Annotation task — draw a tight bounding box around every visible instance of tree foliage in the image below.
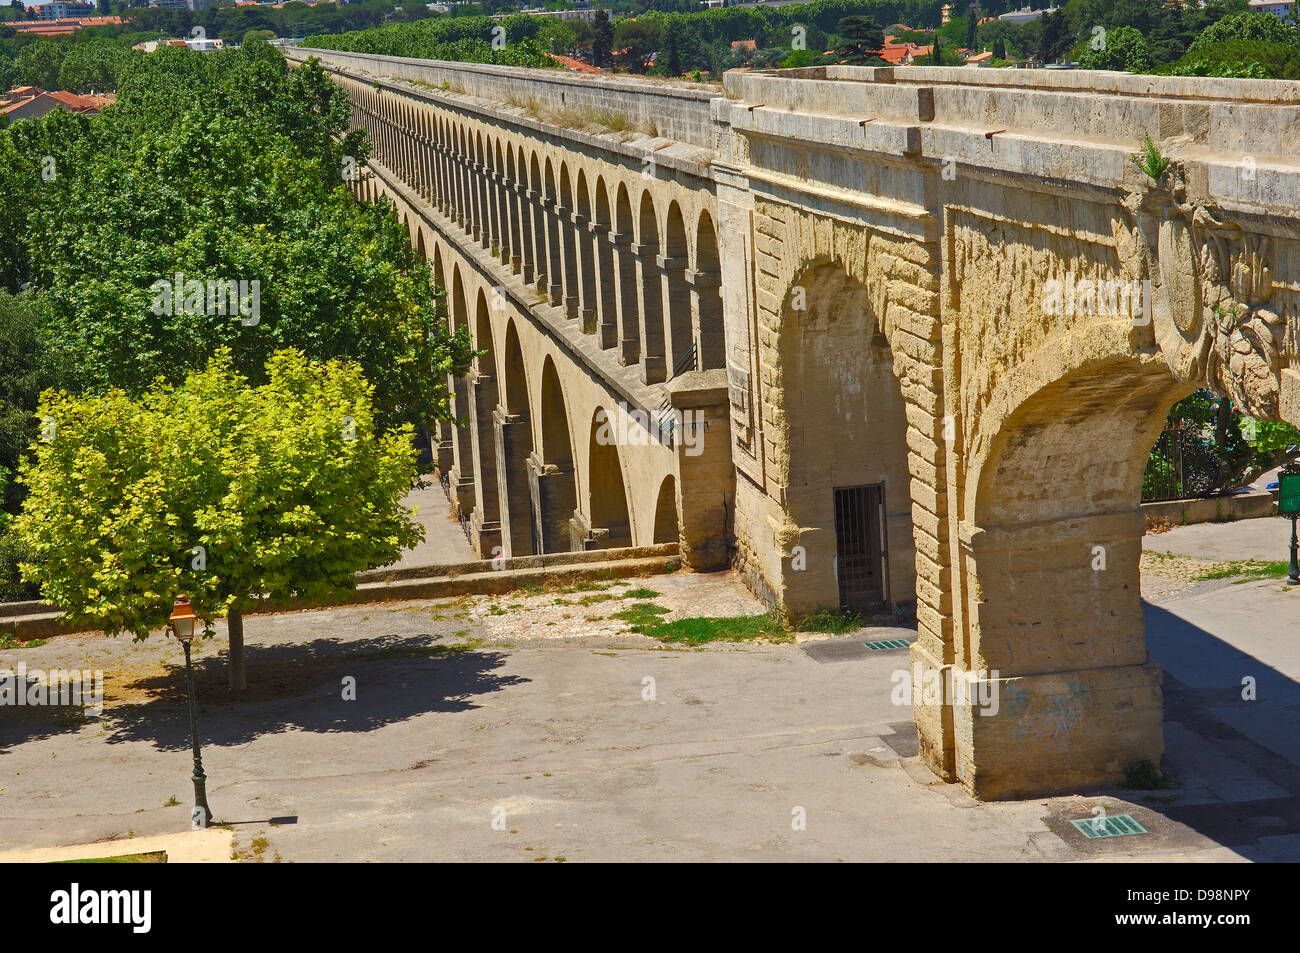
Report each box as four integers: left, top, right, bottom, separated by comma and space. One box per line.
15, 349, 424, 641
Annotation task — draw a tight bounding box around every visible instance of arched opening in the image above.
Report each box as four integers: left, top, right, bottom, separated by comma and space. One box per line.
446, 264, 476, 520
415, 227, 427, 261
575, 170, 598, 333
531, 357, 580, 553
778, 262, 913, 617
613, 183, 639, 366
663, 202, 693, 375
694, 210, 724, 369
652, 475, 679, 545
584, 407, 633, 549
527, 152, 544, 288
543, 159, 563, 306
475, 130, 489, 246
558, 164, 579, 319
635, 192, 666, 383
496, 321, 535, 557
593, 177, 618, 349
954, 351, 1190, 797
494, 140, 509, 263
468, 290, 501, 554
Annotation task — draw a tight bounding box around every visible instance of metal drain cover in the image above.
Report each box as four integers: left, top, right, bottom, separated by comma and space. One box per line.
1070, 814, 1148, 839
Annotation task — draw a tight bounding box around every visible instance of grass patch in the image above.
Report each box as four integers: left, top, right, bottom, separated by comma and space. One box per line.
795, 608, 864, 634
577, 593, 614, 606
591, 109, 630, 132
1123, 759, 1178, 790
0, 633, 45, 649
1194, 560, 1289, 581
56, 851, 166, 863
622, 587, 660, 599
610, 601, 672, 631
612, 602, 791, 645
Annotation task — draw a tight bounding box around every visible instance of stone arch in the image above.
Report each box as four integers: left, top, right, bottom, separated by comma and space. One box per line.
592, 176, 617, 348
947, 334, 1190, 798
574, 169, 597, 332
584, 407, 633, 549
612, 182, 639, 365
636, 190, 666, 383
445, 262, 476, 520
775, 259, 914, 617
496, 320, 535, 557
415, 226, 427, 262
529, 151, 546, 292
431, 242, 446, 295
652, 475, 679, 545
663, 201, 692, 375
558, 162, 579, 318
467, 288, 502, 554
694, 209, 724, 369
532, 356, 580, 554
542, 158, 563, 306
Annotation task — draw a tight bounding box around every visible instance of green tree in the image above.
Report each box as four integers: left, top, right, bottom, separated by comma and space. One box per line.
1189, 10, 1297, 52
836, 14, 883, 64
15, 349, 424, 690
592, 9, 613, 67
1078, 25, 1152, 71
614, 19, 660, 72
1038, 7, 1072, 63
964, 7, 976, 50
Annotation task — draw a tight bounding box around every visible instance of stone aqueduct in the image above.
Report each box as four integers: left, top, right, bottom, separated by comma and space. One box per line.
286, 48, 1300, 799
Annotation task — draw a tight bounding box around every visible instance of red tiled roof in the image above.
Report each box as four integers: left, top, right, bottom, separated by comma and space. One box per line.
548, 53, 603, 74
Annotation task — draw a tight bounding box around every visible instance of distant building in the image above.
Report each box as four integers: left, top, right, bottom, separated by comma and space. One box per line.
37, 2, 94, 19
0, 86, 115, 121
998, 6, 1057, 25
1249, 0, 1295, 22
965, 51, 994, 66
11, 15, 122, 35
148, 0, 214, 10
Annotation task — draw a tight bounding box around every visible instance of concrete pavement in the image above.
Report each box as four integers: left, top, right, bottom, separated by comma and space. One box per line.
3, 551, 1298, 861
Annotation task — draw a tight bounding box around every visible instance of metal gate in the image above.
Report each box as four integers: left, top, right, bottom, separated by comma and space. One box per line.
834, 483, 889, 611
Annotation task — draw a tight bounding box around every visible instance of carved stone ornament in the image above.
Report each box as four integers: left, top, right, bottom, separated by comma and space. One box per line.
1120, 163, 1285, 420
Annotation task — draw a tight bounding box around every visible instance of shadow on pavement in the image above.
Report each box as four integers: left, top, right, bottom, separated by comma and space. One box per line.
1, 631, 527, 753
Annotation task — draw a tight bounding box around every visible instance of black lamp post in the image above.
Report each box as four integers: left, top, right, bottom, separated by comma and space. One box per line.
169, 595, 212, 828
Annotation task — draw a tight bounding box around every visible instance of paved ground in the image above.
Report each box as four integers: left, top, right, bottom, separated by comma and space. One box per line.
1145, 515, 1293, 563
1, 520, 1298, 862
388, 476, 475, 570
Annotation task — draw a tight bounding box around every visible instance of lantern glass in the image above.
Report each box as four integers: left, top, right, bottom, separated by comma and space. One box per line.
169, 597, 197, 643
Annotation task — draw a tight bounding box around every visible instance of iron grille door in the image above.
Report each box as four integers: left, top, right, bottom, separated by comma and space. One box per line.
834, 484, 887, 611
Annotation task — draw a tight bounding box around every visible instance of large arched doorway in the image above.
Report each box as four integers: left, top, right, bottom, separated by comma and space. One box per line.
779, 261, 914, 617
635, 192, 666, 384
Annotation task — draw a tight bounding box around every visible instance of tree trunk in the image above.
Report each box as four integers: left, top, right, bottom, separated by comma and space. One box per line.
228, 605, 246, 692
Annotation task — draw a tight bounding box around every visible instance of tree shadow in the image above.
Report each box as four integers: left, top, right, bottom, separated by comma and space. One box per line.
2, 631, 527, 753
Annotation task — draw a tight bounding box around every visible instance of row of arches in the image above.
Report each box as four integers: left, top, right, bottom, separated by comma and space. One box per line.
419, 222, 681, 559
347, 79, 726, 386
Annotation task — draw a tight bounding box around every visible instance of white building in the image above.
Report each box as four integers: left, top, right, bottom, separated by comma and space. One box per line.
998, 6, 1057, 24
1249, 0, 1295, 23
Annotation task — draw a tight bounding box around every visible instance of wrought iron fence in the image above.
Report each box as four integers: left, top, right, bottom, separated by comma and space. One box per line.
1142, 425, 1230, 503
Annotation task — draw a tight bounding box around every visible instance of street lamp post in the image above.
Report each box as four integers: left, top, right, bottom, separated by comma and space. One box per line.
169, 595, 212, 828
